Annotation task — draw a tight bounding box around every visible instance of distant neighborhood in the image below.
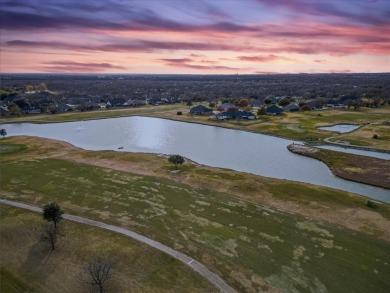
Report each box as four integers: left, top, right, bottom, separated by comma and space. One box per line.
0, 73, 388, 117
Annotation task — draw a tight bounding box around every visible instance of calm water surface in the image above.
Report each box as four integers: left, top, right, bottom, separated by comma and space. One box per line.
318, 124, 359, 133
2, 117, 389, 202
317, 145, 390, 160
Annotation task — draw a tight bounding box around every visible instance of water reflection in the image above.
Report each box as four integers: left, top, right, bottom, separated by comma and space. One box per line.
318, 124, 359, 133
2, 116, 389, 202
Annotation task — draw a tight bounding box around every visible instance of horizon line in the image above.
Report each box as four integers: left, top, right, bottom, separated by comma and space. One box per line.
1, 72, 389, 76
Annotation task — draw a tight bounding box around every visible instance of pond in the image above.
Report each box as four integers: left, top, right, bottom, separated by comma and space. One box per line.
318, 124, 359, 133
2, 117, 389, 203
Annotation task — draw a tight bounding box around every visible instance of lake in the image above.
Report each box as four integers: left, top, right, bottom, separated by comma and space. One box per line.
2, 117, 389, 202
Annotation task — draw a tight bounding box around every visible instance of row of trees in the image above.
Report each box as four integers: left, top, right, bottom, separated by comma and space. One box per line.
2, 73, 389, 107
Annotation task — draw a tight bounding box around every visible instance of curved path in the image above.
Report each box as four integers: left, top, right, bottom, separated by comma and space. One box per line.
0, 199, 236, 293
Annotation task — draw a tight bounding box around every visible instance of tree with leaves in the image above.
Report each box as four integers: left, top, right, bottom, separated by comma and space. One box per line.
43, 202, 64, 228
82, 257, 115, 293
168, 155, 185, 169
301, 105, 311, 113
25, 85, 34, 92
8, 103, 21, 116
36, 83, 48, 91
257, 106, 267, 117
278, 98, 290, 107
0, 129, 6, 138
238, 98, 249, 108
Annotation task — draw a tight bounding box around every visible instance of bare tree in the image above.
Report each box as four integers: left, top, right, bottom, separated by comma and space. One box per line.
82, 257, 115, 293
42, 224, 60, 251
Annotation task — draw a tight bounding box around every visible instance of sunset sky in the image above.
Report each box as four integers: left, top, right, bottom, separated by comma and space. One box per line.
0, 0, 389, 74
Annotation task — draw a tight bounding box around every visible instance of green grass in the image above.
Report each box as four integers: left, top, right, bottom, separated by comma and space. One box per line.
0, 205, 217, 293
1, 157, 389, 292
0, 143, 27, 155
0, 268, 39, 293
0, 104, 185, 124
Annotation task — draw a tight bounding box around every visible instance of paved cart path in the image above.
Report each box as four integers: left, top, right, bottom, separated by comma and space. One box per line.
0, 199, 237, 293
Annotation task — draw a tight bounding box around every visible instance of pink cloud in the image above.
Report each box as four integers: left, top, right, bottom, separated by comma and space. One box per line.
39, 61, 126, 73
238, 54, 294, 62
159, 58, 245, 71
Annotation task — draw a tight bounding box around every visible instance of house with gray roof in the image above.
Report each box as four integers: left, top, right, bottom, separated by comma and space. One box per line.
282, 104, 300, 112
216, 110, 256, 120
217, 103, 237, 112
190, 105, 213, 116
266, 105, 284, 115
250, 100, 263, 108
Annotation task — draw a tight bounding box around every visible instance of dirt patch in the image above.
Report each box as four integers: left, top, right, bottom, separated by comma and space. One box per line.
285, 124, 305, 133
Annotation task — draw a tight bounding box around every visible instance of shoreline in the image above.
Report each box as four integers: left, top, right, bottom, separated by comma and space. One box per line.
1, 134, 389, 204
2, 111, 389, 154
287, 144, 390, 191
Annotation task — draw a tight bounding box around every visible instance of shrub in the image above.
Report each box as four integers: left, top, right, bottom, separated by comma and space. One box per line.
176, 111, 182, 115
365, 199, 377, 208
168, 155, 185, 169
372, 134, 378, 139
239, 99, 249, 107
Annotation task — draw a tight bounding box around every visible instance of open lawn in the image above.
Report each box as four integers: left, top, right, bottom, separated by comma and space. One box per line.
0, 104, 185, 124
1, 137, 390, 292
0, 205, 217, 293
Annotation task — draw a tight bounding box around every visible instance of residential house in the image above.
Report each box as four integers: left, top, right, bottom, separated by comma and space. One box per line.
56, 104, 73, 112
162, 96, 180, 104
282, 104, 300, 112
147, 98, 164, 106
306, 100, 327, 110
190, 105, 213, 116
84, 101, 101, 110
266, 105, 284, 115
21, 106, 42, 114
0, 106, 10, 117
125, 99, 146, 107
250, 100, 263, 108
217, 103, 237, 111
216, 110, 256, 120
264, 97, 277, 105
107, 98, 127, 107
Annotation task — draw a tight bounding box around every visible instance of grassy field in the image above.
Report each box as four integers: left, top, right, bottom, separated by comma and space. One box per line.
0, 104, 185, 124
288, 144, 390, 189
1, 104, 389, 150
1, 138, 390, 292
0, 205, 217, 293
